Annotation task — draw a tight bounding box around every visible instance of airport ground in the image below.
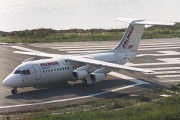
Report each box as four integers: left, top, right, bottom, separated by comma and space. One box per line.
0, 38, 180, 118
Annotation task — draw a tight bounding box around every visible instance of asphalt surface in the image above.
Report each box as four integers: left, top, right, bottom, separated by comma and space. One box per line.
0, 38, 180, 113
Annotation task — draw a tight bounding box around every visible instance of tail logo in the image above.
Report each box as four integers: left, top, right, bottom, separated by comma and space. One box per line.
122, 25, 134, 49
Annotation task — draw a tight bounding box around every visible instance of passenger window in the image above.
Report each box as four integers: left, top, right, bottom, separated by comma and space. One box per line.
57, 68, 59, 71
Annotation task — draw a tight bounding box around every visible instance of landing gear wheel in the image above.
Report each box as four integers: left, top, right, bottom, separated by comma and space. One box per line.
11, 89, 17, 95
82, 79, 92, 87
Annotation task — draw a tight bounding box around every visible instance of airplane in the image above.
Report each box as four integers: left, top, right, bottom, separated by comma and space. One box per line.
2, 18, 174, 94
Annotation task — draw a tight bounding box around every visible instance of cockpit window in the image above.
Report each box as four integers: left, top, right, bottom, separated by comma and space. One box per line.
14, 70, 22, 74
21, 70, 30, 75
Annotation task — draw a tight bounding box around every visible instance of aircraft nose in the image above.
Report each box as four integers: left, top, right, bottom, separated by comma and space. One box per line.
2, 74, 14, 87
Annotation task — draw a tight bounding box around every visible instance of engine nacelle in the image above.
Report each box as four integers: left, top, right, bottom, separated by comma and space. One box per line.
90, 73, 106, 83
72, 70, 88, 81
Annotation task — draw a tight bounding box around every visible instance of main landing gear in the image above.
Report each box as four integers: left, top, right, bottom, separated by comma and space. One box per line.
11, 88, 17, 95
82, 79, 92, 87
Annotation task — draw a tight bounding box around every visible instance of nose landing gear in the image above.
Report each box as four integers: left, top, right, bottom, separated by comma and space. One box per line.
11, 88, 17, 95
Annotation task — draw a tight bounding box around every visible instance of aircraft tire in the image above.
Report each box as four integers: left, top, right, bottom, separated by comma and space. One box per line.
82, 79, 92, 87
11, 89, 17, 95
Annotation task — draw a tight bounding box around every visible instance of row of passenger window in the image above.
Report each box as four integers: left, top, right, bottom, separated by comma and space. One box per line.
72, 65, 82, 69
42, 65, 83, 73
43, 67, 70, 73
106, 60, 116, 63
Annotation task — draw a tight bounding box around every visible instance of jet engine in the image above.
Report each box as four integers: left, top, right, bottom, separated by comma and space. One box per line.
72, 70, 88, 81
90, 73, 106, 83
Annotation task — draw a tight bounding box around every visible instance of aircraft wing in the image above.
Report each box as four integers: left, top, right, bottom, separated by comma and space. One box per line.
68, 56, 154, 74
14, 51, 153, 73
14, 51, 62, 58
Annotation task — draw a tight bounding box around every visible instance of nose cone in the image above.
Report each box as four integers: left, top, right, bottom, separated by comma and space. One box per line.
2, 74, 15, 87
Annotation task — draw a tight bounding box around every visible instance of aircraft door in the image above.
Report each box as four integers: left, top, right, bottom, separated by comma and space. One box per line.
33, 65, 41, 80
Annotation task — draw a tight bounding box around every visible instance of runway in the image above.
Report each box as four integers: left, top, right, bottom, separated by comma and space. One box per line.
0, 38, 180, 113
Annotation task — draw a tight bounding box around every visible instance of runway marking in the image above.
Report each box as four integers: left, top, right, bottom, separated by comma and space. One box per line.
127, 58, 180, 67
139, 41, 180, 46
147, 71, 180, 75
138, 46, 180, 51
109, 72, 149, 84
139, 43, 180, 47
147, 67, 180, 71
10, 46, 45, 53
160, 80, 180, 83
157, 74, 180, 78
0, 72, 148, 109
137, 51, 180, 57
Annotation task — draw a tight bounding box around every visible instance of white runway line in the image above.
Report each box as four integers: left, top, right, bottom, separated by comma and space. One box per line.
139, 44, 180, 48
138, 46, 180, 51
139, 41, 180, 46
160, 80, 180, 83
127, 58, 180, 67
0, 72, 148, 109
146, 71, 180, 75
109, 72, 149, 84
146, 67, 180, 71
157, 74, 180, 78
126, 62, 180, 67
10, 46, 45, 53
137, 51, 180, 57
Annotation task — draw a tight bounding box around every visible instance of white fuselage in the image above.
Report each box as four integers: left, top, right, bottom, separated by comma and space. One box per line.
3, 51, 136, 88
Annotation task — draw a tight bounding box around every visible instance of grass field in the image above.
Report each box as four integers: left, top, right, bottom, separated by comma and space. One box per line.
0, 22, 179, 43
2, 87, 180, 120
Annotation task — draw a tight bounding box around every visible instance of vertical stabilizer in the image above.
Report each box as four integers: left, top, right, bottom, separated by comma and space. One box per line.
113, 18, 174, 53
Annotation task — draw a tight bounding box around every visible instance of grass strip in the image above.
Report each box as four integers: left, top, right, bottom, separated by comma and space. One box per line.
0, 22, 179, 43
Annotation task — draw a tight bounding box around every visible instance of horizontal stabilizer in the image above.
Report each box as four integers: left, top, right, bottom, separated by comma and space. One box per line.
115, 18, 174, 26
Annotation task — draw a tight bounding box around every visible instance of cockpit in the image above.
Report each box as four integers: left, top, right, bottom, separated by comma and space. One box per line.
14, 70, 31, 75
